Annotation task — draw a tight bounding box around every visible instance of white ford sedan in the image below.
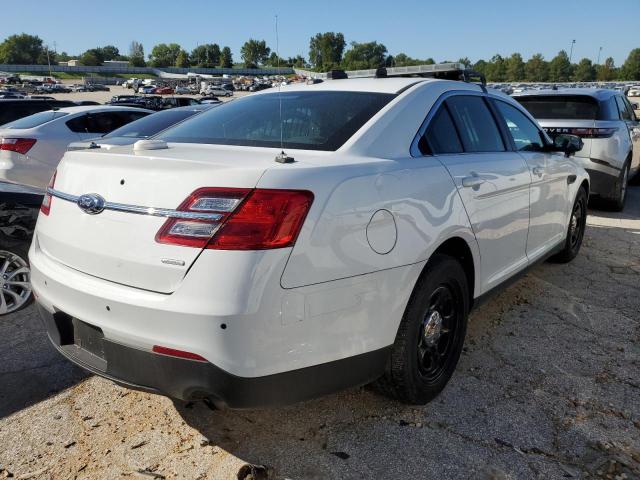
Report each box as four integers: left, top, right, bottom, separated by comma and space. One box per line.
29, 74, 589, 408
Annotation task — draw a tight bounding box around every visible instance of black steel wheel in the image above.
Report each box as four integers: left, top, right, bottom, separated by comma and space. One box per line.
551, 186, 588, 264
373, 254, 469, 404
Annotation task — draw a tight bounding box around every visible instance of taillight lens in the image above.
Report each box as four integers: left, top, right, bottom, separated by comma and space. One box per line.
0, 138, 37, 155
156, 188, 314, 250
545, 127, 617, 139
40, 170, 57, 216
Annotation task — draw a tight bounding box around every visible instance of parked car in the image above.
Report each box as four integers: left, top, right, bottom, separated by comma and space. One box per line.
138, 85, 158, 95
199, 96, 222, 104
514, 89, 640, 210
87, 84, 110, 92
174, 86, 192, 95
0, 99, 76, 126
200, 86, 232, 97
160, 97, 201, 109
0, 105, 152, 190
67, 104, 215, 151
30, 74, 589, 407
69, 84, 89, 92
154, 87, 174, 95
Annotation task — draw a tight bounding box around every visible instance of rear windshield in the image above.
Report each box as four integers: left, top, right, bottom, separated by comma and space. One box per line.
104, 108, 201, 139
157, 91, 395, 151
1, 110, 68, 129
516, 95, 599, 120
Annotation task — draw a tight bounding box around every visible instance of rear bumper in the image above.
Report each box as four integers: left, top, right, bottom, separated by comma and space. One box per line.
571, 157, 620, 198
37, 304, 390, 408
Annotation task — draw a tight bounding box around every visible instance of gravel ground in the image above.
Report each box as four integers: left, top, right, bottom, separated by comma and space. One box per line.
0, 186, 638, 480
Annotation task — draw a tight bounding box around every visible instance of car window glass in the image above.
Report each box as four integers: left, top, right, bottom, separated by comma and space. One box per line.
621, 96, 637, 121
65, 114, 90, 133
615, 96, 631, 121
1, 110, 68, 129
104, 109, 196, 138
446, 96, 505, 152
423, 106, 463, 154
494, 101, 544, 152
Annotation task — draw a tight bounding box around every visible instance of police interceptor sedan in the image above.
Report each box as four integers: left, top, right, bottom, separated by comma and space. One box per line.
29, 67, 589, 408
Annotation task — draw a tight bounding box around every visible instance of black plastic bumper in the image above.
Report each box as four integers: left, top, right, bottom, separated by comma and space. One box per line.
37, 304, 391, 408
584, 167, 618, 199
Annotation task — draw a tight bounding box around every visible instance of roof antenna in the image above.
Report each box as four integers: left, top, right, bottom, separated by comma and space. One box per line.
274, 14, 294, 164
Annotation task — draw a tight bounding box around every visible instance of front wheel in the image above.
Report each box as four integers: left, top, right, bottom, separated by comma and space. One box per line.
550, 187, 587, 263
373, 254, 469, 404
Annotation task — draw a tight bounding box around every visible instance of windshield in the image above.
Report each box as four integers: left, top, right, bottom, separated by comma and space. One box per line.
158, 91, 395, 151
103, 108, 202, 139
1, 110, 68, 129
516, 95, 599, 120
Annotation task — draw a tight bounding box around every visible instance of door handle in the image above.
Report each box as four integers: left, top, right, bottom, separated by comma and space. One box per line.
532, 166, 544, 177
461, 176, 486, 188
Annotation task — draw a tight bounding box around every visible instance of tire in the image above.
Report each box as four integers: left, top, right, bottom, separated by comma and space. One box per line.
0, 244, 32, 315
373, 254, 469, 404
550, 187, 588, 264
610, 161, 630, 212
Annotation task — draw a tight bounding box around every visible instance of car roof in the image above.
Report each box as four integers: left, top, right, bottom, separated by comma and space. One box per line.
512, 88, 619, 100
261, 77, 439, 95
55, 105, 154, 114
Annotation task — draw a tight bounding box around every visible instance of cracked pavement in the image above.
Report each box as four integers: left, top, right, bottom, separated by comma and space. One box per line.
0, 186, 638, 480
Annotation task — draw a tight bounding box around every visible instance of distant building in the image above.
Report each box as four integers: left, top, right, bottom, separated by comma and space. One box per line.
59, 59, 80, 67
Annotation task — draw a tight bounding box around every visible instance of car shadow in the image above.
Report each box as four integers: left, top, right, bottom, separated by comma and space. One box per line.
0, 303, 88, 418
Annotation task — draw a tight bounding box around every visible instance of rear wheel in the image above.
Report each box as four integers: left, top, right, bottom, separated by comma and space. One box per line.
0, 249, 32, 315
610, 162, 629, 212
551, 187, 587, 263
373, 254, 469, 404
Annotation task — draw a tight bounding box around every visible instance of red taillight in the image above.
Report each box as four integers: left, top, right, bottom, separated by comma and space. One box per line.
156, 187, 314, 250
0, 138, 37, 155
546, 127, 617, 139
40, 170, 57, 216
152, 345, 208, 362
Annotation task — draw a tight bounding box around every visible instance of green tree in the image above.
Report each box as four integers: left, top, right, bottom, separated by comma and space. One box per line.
190, 44, 221, 67
506, 53, 525, 81
389, 53, 434, 67
620, 48, 640, 81
525, 53, 548, 82
287, 55, 306, 68
175, 49, 190, 68
0, 33, 45, 64
240, 39, 270, 67
220, 46, 233, 68
342, 41, 388, 70
79, 48, 104, 66
486, 54, 506, 82
308, 32, 346, 71
548, 50, 572, 82
99, 45, 120, 61
129, 41, 146, 67
596, 57, 616, 81
458, 57, 471, 68
473, 59, 488, 78
573, 58, 595, 82
149, 43, 182, 67
265, 52, 286, 67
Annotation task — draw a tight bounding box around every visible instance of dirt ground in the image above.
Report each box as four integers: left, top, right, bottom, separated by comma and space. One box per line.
0, 187, 638, 480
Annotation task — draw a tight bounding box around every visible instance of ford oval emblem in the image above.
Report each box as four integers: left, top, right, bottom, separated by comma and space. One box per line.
77, 193, 105, 215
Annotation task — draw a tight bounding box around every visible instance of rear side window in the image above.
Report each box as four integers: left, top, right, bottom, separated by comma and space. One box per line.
516, 95, 599, 120
1, 110, 68, 129
423, 106, 463, 154
494, 101, 545, 152
446, 96, 505, 152
158, 91, 395, 151
615, 96, 632, 121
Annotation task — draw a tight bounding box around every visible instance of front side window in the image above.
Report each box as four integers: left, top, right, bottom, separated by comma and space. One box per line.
423, 106, 463, 154
158, 91, 395, 151
494, 101, 545, 152
446, 96, 505, 153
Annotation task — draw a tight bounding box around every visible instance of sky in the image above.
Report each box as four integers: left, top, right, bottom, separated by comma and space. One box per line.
3, 0, 638, 65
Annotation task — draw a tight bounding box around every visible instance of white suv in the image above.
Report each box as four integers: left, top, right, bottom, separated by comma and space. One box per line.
30, 73, 589, 408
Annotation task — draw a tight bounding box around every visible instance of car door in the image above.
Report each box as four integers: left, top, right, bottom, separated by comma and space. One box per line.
424, 93, 531, 293
619, 96, 640, 174
491, 99, 570, 260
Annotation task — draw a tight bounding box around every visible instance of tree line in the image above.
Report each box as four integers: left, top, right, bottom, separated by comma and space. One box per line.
1, 32, 639, 81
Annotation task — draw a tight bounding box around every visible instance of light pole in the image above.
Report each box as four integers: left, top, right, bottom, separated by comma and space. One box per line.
569, 39, 576, 63
596, 46, 603, 65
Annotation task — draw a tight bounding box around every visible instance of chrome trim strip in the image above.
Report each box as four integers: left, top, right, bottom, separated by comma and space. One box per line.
47, 188, 223, 221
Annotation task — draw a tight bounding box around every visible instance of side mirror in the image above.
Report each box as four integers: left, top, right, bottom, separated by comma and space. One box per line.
553, 134, 583, 157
